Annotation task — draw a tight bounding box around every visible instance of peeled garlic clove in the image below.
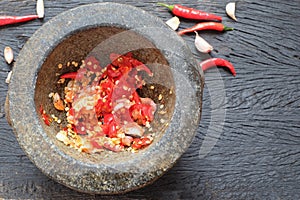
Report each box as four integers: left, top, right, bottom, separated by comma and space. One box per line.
4, 46, 14, 64
226, 2, 237, 21
56, 131, 71, 145
5, 71, 12, 84
194, 31, 213, 53
36, 0, 45, 19
166, 16, 180, 31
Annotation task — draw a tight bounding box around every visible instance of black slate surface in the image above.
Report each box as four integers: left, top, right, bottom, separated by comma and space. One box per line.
0, 0, 299, 199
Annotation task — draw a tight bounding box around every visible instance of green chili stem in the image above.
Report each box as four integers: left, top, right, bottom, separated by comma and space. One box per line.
224, 26, 234, 31
157, 2, 174, 11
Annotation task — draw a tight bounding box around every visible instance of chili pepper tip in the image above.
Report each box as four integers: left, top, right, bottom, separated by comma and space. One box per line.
157, 2, 174, 11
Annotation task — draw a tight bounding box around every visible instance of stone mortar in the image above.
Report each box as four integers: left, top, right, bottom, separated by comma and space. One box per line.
6, 2, 204, 194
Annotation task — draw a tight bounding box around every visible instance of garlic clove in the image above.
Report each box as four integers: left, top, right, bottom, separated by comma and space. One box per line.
194, 31, 213, 53
5, 71, 12, 84
165, 16, 180, 31
226, 2, 237, 21
4, 46, 14, 64
36, 0, 45, 19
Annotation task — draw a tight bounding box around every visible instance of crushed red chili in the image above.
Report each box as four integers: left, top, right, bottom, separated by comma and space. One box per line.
54, 53, 156, 153
40, 105, 51, 126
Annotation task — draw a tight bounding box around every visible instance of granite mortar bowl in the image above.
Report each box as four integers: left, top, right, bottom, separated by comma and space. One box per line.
5, 3, 204, 194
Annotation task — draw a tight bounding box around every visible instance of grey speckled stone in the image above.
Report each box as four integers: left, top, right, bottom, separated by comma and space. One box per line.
6, 2, 204, 194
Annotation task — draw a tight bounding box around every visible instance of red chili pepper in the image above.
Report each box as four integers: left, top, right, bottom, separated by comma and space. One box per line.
103, 113, 114, 124
95, 79, 114, 116
106, 64, 122, 78
178, 22, 233, 35
102, 114, 118, 138
0, 15, 39, 26
121, 136, 133, 146
158, 3, 222, 22
134, 63, 153, 77
131, 136, 153, 150
60, 72, 79, 79
131, 142, 142, 150
90, 139, 103, 149
200, 58, 236, 76
73, 123, 88, 135
68, 108, 75, 116
130, 103, 154, 126
95, 97, 113, 117
132, 91, 141, 104
103, 142, 124, 152
109, 53, 153, 77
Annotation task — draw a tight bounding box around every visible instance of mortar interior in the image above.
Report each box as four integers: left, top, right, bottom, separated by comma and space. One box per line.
34, 26, 176, 164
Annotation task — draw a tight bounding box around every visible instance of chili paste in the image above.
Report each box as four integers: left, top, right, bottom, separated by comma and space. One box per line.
55, 53, 156, 153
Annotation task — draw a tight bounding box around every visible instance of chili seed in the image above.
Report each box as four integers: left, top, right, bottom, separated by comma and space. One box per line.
159, 110, 167, 115
131, 149, 138, 153
150, 85, 155, 90
123, 85, 129, 91
145, 121, 150, 128
57, 78, 65, 84
158, 94, 163, 101
48, 92, 54, 98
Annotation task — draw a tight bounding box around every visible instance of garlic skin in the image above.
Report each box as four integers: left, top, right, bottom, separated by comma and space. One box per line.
4, 46, 14, 64
226, 2, 237, 21
166, 16, 180, 31
36, 0, 45, 19
194, 31, 213, 53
